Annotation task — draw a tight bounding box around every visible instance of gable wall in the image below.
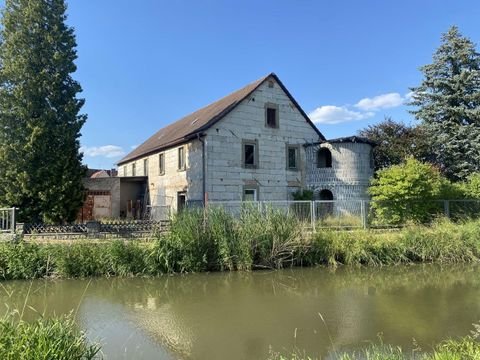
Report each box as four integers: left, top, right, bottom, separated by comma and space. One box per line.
204, 79, 321, 201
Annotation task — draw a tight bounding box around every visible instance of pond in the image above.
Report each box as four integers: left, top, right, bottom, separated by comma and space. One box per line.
1, 264, 479, 359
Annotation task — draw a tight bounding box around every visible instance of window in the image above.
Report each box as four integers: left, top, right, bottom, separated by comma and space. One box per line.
159, 153, 165, 175
143, 158, 149, 176
123, 166, 126, 177
132, 163, 136, 176
178, 146, 185, 170
287, 145, 299, 170
317, 148, 332, 168
265, 103, 279, 128
242, 140, 258, 168
243, 188, 257, 201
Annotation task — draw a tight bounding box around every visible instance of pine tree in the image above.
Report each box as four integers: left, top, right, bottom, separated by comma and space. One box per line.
409, 26, 480, 181
0, 0, 86, 223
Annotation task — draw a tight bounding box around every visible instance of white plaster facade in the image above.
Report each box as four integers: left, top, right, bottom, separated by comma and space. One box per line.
118, 75, 374, 210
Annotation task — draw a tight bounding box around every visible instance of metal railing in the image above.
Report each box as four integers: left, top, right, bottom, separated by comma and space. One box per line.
0, 208, 16, 233
207, 200, 480, 229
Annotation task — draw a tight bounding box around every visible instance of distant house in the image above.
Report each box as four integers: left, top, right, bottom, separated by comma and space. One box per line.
118, 73, 374, 211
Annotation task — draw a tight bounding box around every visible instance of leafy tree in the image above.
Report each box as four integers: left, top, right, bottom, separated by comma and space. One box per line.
358, 117, 432, 169
409, 26, 480, 181
368, 157, 444, 224
461, 173, 480, 199
0, 0, 86, 223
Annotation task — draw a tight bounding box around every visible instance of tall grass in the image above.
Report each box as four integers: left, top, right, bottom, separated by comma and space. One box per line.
268, 336, 480, 359
310, 219, 480, 267
149, 205, 306, 273
1, 209, 480, 280
0, 313, 100, 359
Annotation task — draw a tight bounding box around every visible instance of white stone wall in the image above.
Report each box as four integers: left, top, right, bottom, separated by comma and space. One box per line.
305, 142, 374, 199
203, 79, 320, 201
118, 140, 204, 210
118, 78, 375, 209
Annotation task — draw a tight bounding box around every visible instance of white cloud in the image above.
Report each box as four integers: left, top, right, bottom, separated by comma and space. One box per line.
355, 92, 404, 111
130, 144, 138, 150
81, 145, 126, 158
308, 105, 374, 125
404, 91, 415, 101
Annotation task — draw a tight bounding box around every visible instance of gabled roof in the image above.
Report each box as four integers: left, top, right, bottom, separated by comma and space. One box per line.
118, 73, 325, 165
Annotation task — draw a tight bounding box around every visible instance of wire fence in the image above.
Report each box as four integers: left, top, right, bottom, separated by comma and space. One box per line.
145, 205, 171, 221
205, 199, 480, 229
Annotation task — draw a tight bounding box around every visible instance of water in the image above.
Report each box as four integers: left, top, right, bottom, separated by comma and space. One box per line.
1, 264, 479, 359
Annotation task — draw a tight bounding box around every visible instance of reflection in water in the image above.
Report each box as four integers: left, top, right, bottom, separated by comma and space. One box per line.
1, 264, 479, 360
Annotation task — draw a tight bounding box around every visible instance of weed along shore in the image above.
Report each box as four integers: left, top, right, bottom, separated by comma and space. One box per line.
2, 208, 480, 280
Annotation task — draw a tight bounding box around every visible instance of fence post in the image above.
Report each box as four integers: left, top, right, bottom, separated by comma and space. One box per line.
361, 200, 368, 229
11, 207, 16, 233
311, 201, 315, 231
444, 200, 450, 219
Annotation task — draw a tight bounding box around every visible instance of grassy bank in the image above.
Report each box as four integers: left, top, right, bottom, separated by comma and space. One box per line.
1, 207, 480, 279
269, 336, 480, 359
0, 314, 99, 359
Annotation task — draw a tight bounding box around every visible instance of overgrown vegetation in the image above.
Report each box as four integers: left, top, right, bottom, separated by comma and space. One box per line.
368, 157, 480, 225
1, 208, 480, 280
0, 313, 99, 360
268, 336, 480, 360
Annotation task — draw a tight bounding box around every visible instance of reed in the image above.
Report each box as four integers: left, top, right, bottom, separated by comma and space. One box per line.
0, 313, 100, 360
0, 210, 480, 280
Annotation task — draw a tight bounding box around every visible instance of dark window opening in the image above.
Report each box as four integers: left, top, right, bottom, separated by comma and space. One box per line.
266, 107, 277, 128
243, 188, 257, 201
132, 163, 136, 176
244, 144, 256, 167
178, 147, 185, 170
317, 148, 332, 168
144, 159, 149, 176
159, 153, 165, 175
288, 147, 298, 169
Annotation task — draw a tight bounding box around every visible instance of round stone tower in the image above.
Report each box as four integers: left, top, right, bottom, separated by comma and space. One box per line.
304, 136, 374, 200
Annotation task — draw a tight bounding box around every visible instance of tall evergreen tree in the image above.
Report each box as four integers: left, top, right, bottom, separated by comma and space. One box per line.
409, 26, 480, 181
0, 0, 86, 223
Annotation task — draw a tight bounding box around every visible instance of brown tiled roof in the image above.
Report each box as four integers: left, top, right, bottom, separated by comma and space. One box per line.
118, 73, 324, 165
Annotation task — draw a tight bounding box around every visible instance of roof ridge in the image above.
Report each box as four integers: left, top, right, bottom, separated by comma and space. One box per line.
118, 72, 323, 165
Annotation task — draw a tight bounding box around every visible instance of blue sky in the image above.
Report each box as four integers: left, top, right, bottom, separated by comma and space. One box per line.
30, 1, 480, 168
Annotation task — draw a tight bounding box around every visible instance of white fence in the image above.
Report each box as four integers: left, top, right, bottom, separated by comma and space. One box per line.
206, 200, 480, 229
0, 208, 16, 233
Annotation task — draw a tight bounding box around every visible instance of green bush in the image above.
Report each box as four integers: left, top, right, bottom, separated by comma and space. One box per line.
369, 157, 446, 225
0, 314, 99, 360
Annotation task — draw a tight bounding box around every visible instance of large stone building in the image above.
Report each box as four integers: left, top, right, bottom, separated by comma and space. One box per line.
117, 73, 374, 211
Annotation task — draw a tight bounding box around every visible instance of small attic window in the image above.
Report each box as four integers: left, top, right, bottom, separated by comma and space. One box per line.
268, 80, 274, 88
265, 103, 279, 129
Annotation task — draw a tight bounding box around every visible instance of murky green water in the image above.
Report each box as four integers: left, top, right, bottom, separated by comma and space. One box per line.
1, 264, 479, 359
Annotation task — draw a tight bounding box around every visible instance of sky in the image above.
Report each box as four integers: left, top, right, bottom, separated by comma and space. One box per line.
22, 1, 480, 168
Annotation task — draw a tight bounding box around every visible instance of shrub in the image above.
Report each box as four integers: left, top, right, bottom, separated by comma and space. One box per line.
369, 157, 445, 224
